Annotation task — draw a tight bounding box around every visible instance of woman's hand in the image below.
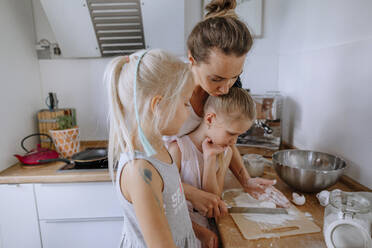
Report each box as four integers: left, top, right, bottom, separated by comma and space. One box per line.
189, 186, 228, 218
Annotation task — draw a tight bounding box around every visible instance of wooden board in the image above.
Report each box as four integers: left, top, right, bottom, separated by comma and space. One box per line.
230, 211, 320, 240
222, 189, 321, 240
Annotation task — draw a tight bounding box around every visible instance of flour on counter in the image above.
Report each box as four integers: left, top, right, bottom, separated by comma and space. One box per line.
223, 189, 300, 228
223, 189, 277, 209
242, 208, 299, 228
233, 193, 275, 208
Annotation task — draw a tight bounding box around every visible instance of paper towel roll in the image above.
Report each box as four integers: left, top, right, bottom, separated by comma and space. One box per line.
324, 218, 372, 248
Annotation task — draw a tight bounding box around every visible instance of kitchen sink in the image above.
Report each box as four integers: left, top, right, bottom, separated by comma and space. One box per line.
237, 120, 281, 150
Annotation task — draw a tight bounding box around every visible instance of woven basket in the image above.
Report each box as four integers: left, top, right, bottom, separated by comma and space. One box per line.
37, 108, 76, 148
49, 127, 80, 158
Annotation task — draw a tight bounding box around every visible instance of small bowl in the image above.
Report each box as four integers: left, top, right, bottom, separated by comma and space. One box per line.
272, 150, 347, 193
242, 154, 266, 177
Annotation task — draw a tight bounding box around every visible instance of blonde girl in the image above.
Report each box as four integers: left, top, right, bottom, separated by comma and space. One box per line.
105, 49, 199, 248
169, 88, 254, 247
169, 88, 290, 247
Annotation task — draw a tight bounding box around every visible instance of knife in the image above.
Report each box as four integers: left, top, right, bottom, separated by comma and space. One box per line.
228, 207, 288, 214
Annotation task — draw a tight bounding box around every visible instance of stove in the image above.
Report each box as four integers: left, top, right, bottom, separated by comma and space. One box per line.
57, 160, 108, 172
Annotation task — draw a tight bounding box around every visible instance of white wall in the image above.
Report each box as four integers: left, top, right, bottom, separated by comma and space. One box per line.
32, 0, 111, 140
241, 0, 282, 93
0, 0, 43, 171
278, 0, 372, 188
185, 0, 202, 44
38, 59, 111, 140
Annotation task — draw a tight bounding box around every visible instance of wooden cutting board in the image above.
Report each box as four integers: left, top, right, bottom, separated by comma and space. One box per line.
223, 189, 321, 240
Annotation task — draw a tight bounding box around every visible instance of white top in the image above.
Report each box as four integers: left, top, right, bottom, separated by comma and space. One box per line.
176, 135, 225, 229
163, 104, 203, 148
178, 104, 203, 137
176, 135, 210, 228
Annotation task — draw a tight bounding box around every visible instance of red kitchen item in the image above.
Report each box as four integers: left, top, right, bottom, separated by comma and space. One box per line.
14, 133, 59, 165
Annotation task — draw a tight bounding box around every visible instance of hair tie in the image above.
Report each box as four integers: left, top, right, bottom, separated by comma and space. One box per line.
133, 50, 157, 157
204, 9, 238, 20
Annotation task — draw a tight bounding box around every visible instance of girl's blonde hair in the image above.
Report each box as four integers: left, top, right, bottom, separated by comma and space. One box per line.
105, 49, 191, 179
204, 87, 256, 122
205, 87, 256, 171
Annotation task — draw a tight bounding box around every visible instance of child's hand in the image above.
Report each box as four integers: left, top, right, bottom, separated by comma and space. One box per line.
244, 178, 290, 208
250, 185, 291, 208
202, 138, 226, 159
197, 226, 219, 248
244, 177, 275, 194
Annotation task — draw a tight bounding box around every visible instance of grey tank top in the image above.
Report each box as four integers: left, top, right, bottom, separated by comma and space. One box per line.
115, 151, 200, 248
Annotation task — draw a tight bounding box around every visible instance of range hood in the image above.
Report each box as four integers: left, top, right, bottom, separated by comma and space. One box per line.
39, 0, 187, 58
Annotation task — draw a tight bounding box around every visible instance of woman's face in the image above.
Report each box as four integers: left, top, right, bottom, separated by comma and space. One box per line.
190, 49, 246, 96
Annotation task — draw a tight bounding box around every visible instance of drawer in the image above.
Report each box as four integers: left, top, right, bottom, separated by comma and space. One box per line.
35, 182, 123, 220
40, 217, 123, 248
0, 184, 42, 248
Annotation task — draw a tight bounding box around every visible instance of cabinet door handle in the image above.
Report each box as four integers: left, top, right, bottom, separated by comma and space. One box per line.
42, 216, 123, 223
5, 184, 20, 188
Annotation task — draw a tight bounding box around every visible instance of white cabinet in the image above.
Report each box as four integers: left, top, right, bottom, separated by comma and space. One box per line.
39, 217, 123, 248
34, 182, 123, 219
39, 0, 100, 58
35, 182, 124, 248
36, 0, 195, 57
0, 182, 124, 248
0, 184, 42, 248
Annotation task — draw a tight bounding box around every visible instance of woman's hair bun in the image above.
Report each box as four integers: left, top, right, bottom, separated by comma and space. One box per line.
205, 0, 237, 18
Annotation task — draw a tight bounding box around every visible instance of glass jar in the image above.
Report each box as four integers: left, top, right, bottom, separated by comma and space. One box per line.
323, 190, 372, 248
242, 154, 265, 177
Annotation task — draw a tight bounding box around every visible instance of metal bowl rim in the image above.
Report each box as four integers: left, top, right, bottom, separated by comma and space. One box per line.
272, 149, 348, 174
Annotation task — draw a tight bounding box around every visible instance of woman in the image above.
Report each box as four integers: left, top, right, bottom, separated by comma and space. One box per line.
178, 0, 276, 219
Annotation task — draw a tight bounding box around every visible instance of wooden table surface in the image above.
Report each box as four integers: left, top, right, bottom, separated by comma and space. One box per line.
217, 165, 371, 248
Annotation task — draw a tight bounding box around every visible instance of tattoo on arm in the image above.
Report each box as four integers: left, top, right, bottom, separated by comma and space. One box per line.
143, 168, 152, 182
139, 167, 162, 210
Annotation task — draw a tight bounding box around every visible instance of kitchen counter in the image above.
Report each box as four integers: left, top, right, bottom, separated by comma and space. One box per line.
0, 161, 111, 184
0, 141, 111, 184
218, 163, 371, 248
1, 141, 371, 247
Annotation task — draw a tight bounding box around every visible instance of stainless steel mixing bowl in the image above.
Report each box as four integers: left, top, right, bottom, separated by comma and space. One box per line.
272, 150, 347, 193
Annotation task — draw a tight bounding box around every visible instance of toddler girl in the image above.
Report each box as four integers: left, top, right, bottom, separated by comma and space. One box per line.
169, 88, 289, 247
